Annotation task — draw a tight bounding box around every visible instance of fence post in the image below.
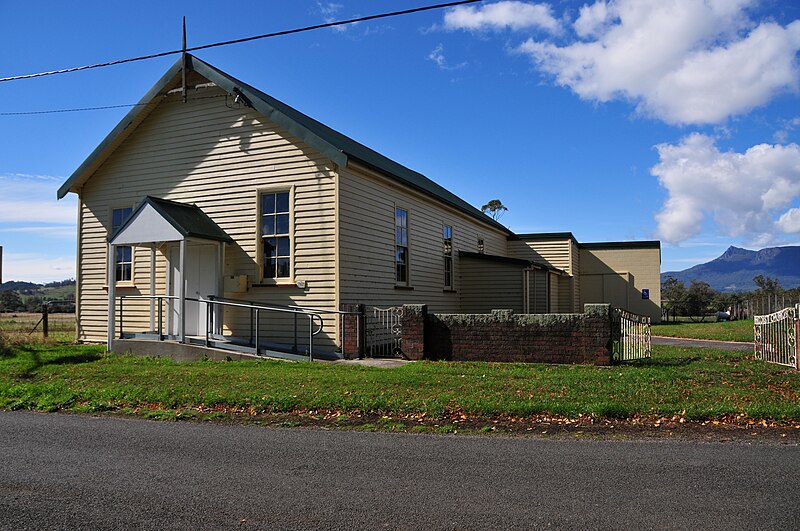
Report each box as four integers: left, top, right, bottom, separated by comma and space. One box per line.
42, 303, 49, 338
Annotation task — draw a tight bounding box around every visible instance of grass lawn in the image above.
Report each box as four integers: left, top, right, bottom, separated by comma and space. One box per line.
1, 338, 798, 425
652, 319, 754, 343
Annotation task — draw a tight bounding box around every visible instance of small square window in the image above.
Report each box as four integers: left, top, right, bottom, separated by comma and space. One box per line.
111, 207, 133, 283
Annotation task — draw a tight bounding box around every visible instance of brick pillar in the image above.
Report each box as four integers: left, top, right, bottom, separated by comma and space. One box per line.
339, 303, 364, 359
583, 304, 612, 366
401, 304, 427, 360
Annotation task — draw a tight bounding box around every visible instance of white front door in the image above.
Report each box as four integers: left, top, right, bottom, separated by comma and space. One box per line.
168, 244, 218, 337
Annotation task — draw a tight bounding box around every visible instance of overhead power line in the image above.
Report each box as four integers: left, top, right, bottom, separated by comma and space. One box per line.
0, 0, 481, 83
0, 93, 225, 116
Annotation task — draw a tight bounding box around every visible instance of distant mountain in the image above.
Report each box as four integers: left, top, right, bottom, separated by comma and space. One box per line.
662, 246, 800, 292
1, 279, 75, 299
0, 281, 40, 293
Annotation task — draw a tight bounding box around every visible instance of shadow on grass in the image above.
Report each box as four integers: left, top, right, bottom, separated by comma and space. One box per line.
616, 356, 702, 368
16, 346, 102, 380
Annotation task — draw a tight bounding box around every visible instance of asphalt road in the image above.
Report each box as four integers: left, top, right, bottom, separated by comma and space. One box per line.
1, 412, 798, 530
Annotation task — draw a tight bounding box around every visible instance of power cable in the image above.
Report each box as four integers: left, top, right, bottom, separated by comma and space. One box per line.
0, 93, 226, 116
0, 0, 481, 83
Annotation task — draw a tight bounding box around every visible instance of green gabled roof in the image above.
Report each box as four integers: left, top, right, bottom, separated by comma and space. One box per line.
109, 196, 233, 244
59, 54, 511, 236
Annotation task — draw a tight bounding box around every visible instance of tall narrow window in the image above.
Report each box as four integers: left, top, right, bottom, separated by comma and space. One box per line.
477, 237, 485, 254
443, 225, 453, 289
395, 207, 409, 284
111, 207, 133, 282
261, 191, 291, 279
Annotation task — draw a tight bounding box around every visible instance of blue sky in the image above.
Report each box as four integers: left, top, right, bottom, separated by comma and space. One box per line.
1, 0, 799, 283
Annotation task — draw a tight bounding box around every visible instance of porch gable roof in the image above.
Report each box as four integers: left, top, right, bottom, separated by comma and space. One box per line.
109, 196, 232, 245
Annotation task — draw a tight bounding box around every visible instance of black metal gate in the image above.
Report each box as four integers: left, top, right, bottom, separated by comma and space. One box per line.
364, 306, 402, 357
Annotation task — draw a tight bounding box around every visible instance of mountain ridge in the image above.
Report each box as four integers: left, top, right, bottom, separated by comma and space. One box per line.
662, 245, 800, 292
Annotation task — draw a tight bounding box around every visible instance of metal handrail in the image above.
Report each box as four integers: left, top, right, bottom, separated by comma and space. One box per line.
117, 294, 325, 360
208, 294, 358, 316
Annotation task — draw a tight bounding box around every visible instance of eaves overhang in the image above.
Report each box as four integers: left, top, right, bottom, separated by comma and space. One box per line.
57, 54, 514, 238
57, 58, 185, 199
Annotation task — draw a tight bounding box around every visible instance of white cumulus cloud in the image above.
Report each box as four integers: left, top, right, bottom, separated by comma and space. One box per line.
516, 0, 800, 124
777, 208, 800, 233
444, 1, 561, 34
652, 134, 800, 244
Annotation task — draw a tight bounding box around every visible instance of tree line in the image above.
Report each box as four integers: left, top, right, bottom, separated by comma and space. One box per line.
661, 274, 800, 322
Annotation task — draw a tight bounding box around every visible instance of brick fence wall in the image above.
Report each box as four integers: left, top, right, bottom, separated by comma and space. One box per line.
400, 304, 612, 365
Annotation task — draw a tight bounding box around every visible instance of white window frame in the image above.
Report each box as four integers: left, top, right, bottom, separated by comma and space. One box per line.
109, 205, 135, 285
443, 224, 453, 289
395, 206, 410, 286
257, 186, 294, 283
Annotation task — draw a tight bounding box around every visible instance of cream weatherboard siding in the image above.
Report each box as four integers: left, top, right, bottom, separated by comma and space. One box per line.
77, 86, 340, 349
459, 257, 524, 313
570, 239, 581, 312
508, 238, 573, 272
579, 246, 662, 322
528, 269, 549, 314
508, 237, 577, 312
337, 164, 510, 312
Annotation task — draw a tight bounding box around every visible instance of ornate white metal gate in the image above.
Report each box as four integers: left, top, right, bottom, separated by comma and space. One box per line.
365, 306, 402, 358
754, 305, 798, 369
611, 308, 652, 362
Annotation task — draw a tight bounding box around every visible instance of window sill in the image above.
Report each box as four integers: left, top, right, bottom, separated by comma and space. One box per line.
442, 288, 457, 293
252, 282, 302, 288
394, 285, 414, 291
103, 284, 138, 290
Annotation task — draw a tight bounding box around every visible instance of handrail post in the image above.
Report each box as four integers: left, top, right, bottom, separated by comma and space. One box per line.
158, 296, 163, 341
250, 307, 254, 346
309, 315, 314, 362
293, 312, 298, 353
255, 308, 260, 356
119, 296, 124, 339
205, 300, 210, 347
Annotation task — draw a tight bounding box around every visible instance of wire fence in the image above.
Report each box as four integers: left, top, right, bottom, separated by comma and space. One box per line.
0, 311, 76, 338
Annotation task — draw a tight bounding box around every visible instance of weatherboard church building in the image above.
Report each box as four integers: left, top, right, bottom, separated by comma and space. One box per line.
58, 54, 660, 357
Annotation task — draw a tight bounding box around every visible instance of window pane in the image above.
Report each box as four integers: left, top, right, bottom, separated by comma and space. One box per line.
276, 192, 289, 213
276, 258, 290, 278
396, 263, 406, 283
396, 247, 406, 264
443, 225, 451, 239
277, 236, 290, 256
262, 216, 275, 236
115, 263, 131, 282
395, 228, 407, 246
262, 193, 276, 215
264, 237, 277, 258
276, 214, 289, 235
263, 258, 276, 278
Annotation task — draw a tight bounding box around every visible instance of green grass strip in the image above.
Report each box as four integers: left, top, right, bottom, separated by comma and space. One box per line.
1, 340, 798, 422
652, 319, 754, 343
